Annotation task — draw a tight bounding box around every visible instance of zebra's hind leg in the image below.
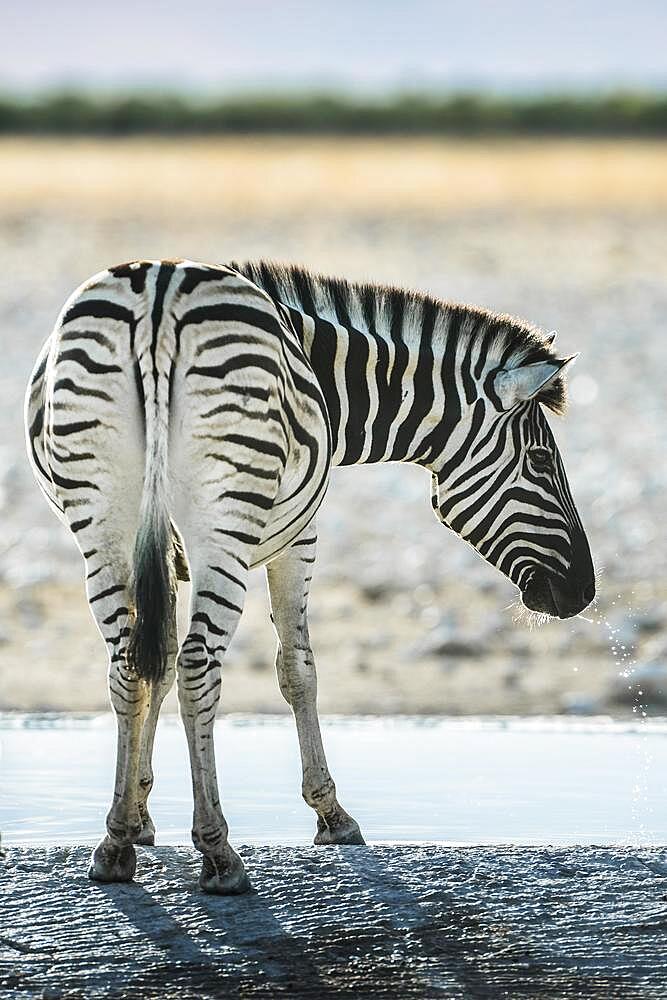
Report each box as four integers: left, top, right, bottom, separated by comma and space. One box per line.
176, 556, 251, 894
134, 611, 177, 846
266, 523, 365, 847
84, 559, 151, 883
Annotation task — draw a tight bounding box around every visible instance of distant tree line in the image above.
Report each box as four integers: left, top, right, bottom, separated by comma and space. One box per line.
1, 91, 667, 135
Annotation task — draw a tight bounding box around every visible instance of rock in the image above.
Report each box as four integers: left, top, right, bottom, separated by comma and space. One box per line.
359, 580, 392, 603
5, 843, 667, 996
639, 634, 667, 663
507, 636, 530, 658
635, 602, 667, 635
560, 692, 602, 715
414, 622, 487, 659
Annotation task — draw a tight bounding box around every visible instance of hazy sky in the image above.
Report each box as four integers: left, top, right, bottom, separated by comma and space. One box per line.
3, 0, 667, 92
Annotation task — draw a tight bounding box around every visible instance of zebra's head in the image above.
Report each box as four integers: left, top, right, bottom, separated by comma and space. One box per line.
435, 341, 595, 620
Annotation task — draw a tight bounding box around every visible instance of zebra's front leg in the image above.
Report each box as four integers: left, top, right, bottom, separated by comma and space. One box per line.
266, 524, 365, 846
87, 579, 151, 883
178, 562, 250, 894
134, 613, 177, 845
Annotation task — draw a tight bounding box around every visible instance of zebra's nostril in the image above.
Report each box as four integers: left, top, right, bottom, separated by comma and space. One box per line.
582, 583, 595, 603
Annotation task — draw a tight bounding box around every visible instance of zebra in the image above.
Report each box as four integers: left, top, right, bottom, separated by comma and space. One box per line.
25, 258, 595, 894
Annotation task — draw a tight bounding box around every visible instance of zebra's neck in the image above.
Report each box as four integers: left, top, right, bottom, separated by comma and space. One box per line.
233, 260, 550, 469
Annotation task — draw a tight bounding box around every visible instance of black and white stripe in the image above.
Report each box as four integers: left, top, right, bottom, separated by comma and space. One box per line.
235, 260, 594, 617
25, 257, 594, 893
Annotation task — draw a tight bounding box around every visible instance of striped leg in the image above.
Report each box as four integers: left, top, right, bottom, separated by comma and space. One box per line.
177, 554, 250, 894
86, 558, 150, 883
134, 611, 178, 846
266, 523, 365, 846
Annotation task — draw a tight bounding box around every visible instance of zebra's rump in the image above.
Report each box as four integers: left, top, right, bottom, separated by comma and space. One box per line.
25, 259, 332, 572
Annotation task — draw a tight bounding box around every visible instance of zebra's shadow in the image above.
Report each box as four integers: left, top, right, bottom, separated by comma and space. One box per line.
89, 843, 514, 999
90, 845, 332, 999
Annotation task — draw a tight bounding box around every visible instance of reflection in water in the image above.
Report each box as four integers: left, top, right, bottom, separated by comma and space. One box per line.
1, 715, 666, 846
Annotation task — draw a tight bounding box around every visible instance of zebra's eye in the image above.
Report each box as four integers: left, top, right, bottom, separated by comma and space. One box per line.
528, 447, 552, 472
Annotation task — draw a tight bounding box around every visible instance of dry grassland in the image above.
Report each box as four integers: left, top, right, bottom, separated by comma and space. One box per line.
1, 137, 667, 219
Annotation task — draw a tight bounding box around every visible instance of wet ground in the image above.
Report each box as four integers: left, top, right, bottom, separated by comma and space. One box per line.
2, 844, 667, 999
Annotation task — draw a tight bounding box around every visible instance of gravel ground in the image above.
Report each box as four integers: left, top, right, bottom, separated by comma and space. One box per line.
1, 844, 667, 999
1, 138, 666, 715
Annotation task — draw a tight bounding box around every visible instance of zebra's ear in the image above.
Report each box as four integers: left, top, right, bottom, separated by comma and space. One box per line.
545, 331, 557, 346
494, 355, 577, 409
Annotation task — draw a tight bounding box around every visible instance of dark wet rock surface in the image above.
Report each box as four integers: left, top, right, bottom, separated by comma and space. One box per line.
1, 845, 667, 998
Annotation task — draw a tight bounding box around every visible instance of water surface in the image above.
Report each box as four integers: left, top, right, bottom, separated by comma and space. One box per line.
1, 714, 665, 846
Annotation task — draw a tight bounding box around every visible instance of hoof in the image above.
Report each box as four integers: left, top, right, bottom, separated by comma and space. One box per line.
199, 847, 251, 895
314, 814, 366, 846
88, 839, 136, 883
134, 817, 156, 846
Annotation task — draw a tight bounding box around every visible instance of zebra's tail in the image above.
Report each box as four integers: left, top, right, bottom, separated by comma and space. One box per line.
126, 373, 175, 685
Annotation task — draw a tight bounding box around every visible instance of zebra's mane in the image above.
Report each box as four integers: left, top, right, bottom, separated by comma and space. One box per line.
232, 259, 568, 414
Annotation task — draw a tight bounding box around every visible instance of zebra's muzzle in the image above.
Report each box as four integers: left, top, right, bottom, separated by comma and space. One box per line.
522, 571, 594, 620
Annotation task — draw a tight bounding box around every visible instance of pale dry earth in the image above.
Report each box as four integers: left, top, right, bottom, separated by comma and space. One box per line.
1, 138, 666, 715
1, 844, 667, 999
